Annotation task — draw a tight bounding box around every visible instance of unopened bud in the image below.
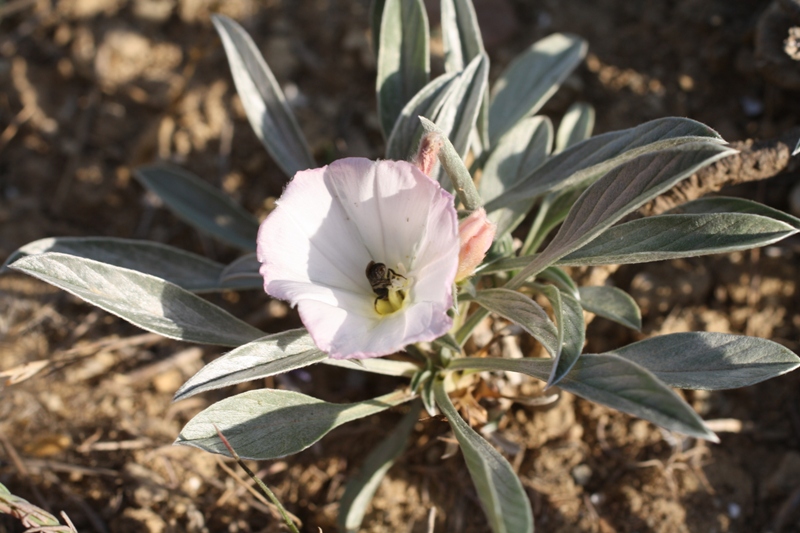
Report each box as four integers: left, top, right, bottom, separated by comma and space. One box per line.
413, 132, 442, 177
455, 208, 496, 282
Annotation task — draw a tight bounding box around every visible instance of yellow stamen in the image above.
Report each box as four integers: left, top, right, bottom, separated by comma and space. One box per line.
375, 288, 407, 316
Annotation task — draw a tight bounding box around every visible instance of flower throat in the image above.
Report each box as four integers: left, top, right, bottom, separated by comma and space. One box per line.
365, 261, 408, 315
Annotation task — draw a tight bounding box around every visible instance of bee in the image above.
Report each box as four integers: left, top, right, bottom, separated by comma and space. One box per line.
365, 261, 406, 305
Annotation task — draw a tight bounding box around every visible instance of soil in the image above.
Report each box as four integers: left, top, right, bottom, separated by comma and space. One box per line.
2, 0, 800, 532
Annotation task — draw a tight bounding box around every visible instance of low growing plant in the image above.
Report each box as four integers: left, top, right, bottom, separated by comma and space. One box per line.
6, 2, 800, 531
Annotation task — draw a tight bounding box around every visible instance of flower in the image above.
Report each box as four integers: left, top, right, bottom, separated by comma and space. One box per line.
455, 208, 496, 282
257, 158, 460, 359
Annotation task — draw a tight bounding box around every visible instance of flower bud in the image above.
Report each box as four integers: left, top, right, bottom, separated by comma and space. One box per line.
455, 208, 496, 282
413, 132, 442, 177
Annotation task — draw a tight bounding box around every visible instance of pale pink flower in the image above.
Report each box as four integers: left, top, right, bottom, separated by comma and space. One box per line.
455, 208, 496, 282
257, 158, 460, 359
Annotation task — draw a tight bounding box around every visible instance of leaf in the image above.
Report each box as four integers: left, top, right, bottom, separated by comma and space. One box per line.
321, 357, 419, 377
479, 116, 552, 236
10, 253, 263, 346
446, 355, 717, 441
440, 0, 484, 73
611, 332, 800, 390
134, 164, 259, 251
174, 329, 326, 401
507, 143, 736, 288
176, 388, 415, 460
555, 102, 595, 153
212, 15, 314, 177
578, 286, 641, 331
376, 0, 430, 138
386, 72, 458, 160
3, 237, 257, 293
557, 213, 796, 266
536, 266, 579, 300
433, 379, 533, 533
369, 0, 387, 58
469, 288, 558, 355
489, 33, 587, 144
219, 253, 262, 285
668, 196, 800, 230
536, 285, 585, 387
339, 401, 421, 533
431, 53, 489, 165
485, 117, 725, 213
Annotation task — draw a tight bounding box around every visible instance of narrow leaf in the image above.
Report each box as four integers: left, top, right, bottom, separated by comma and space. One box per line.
668, 196, 800, 230
174, 329, 326, 401
558, 213, 796, 266
376, 0, 430, 137
485, 117, 725, 213
555, 102, 595, 153
3, 237, 257, 293
220, 253, 262, 284
440, 0, 484, 73
433, 379, 533, 533
339, 401, 421, 533
176, 388, 414, 460
134, 164, 259, 251
578, 286, 641, 330
536, 285, 585, 387
537, 266, 579, 300
611, 332, 800, 390
212, 15, 314, 177
386, 72, 458, 160
469, 288, 558, 355
446, 355, 717, 441
489, 33, 587, 144
508, 143, 736, 287
10, 253, 263, 346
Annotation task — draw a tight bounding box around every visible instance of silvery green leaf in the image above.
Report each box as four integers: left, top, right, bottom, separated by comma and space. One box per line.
10, 253, 264, 346
212, 15, 314, 177
480, 116, 552, 204
578, 286, 641, 331
376, 0, 430, 138
134, 164, 259, 251
386, 72, 458, 160
536, 285, 584, 387
485, 117, 725, 213
794, 136, 800, 156
521, 186, 585, 255
489, 33, 587, 145
440, 0, 489, 149
431, 53, 489, 165
176, 388, 415, 460
555, 102, 595, 153
433, 379, 533, 533
3, 237, 253, 293
419, 116, 482, 210
507, 143, 736, 287
668, 196, 800, 229
446, 355, 718, 441
440, 0, 484, 73
174, 329, 326, 401
219, 253, 262, 284
469, 288, 558, 355
434, 332, 462, 354
480, 116, 552, 236
611, 332, 800, 390
339, 401, 421, 533
537, 266, 579, 300
321, 357, 419, 377
557, 213, 796, 266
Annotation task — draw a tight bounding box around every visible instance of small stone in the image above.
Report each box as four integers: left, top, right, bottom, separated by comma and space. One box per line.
571, 464, 592, 486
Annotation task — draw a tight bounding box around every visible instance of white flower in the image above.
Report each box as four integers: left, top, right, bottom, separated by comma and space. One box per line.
257, 158, 460, 359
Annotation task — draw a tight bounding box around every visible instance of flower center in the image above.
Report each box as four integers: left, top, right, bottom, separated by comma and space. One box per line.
365, 261, 411, 316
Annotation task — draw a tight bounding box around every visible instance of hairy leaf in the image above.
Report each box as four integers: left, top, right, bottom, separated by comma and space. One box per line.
555, 102, 595, 153
536, 285, 585, 387
668, 196, 800, 230
578, 286, 641, 331
212, 15, 314, 177
134, 164, 259, 251
469, 288, 558, 354
10, 253, 263, 346
176, 388, 414, 459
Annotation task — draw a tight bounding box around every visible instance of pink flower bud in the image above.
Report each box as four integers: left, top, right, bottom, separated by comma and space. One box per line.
455, 208, 495, 282
413, 132, 442, 177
